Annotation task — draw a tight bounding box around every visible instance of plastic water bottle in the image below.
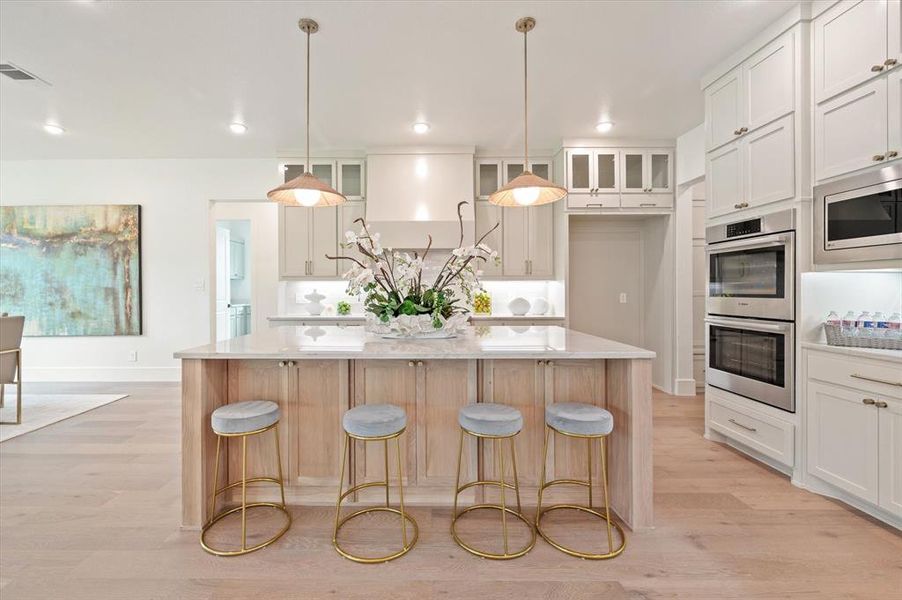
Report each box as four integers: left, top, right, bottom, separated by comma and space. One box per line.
825, 311, 840, 327
857, 311, 874, 337
887, 312, 902, 340
841, 311, 857, 333
873, 312, 887, 338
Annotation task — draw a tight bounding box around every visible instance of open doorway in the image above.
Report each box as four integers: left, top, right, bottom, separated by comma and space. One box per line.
209, 201, 279, 344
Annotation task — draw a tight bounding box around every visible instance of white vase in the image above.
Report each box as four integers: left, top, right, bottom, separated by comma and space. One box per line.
305, 289, 326, 316
508, 297, 531, 316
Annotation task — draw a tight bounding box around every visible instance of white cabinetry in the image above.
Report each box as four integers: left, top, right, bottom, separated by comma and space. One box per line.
805, 348, 902, 523
501, 204, 553, 278
812, 0, 902, 181
229, 239, 245, 280
703, 26, 801, 219
562, 146, 674, 210
474, 201, 503, 278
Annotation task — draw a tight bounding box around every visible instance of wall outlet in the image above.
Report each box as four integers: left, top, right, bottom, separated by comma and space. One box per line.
128, 351, 137, 362
619, 293, 628, 304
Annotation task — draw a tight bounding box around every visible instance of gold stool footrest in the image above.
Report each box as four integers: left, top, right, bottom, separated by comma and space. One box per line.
333, 506, 419, 564
536, 503, 626, 560
451, 503, 536, 560
200, 502, 292, 557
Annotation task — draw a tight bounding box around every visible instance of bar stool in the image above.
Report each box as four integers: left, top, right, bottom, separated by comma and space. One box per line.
333, 404, 418, 563
201, 400, 291, 557
536, 402, 625, 559
451, 403, 536, 560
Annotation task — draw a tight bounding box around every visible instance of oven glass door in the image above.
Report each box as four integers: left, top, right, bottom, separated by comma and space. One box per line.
705, 317, 794, 412
825, 186, 902, 249
709, 246, 785, 299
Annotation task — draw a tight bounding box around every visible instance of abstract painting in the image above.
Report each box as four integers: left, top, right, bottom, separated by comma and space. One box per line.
0, 205, 142, 336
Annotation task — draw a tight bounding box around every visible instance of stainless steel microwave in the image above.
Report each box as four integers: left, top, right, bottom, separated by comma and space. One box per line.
814, 164, 902, 265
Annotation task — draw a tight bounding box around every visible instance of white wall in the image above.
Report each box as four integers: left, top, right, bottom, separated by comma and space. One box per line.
676, 123, 704, 186
800, 271, 902, 343
0, 158, 279, 381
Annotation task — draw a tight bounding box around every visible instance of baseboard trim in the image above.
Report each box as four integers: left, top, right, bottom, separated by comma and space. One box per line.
673, 378, 697, 396
25, 367, 181, 382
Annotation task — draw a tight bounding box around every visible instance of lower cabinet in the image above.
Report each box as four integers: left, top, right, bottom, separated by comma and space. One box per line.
805, 349, 902, 520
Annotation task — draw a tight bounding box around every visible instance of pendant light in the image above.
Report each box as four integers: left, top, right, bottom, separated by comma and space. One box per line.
489, 17, 566, 207
268, 18, 346, 208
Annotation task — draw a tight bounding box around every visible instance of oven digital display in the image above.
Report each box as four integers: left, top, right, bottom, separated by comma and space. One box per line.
726, 219, 762, 238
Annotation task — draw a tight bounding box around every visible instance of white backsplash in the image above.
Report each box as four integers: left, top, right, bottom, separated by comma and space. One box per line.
801, 271, 902, 342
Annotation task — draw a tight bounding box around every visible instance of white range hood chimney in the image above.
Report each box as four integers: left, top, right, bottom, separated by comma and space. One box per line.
365, 146, 475, 249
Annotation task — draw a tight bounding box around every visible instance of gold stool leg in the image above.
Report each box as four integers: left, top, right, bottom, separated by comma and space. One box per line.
587, 437, 593, 508
536, 426, 550, 523
384, 439, 391, 508
451, 428, 535, 560
535, 428, 625, 560
200, 423, 291, 557
332, 431, 418, 563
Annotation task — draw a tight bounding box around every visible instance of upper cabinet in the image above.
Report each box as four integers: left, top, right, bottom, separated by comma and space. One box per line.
813, 1, 902, 181
562, 146, 673, 210
814, 0, 891, 104
620, 149, 672, 194
566, 149, 620, 194
278, 158, 365, 280
706, 29, 796, 153
475, 158, 552, 199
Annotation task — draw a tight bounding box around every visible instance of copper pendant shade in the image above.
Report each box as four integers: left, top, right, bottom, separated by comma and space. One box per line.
267, 18, 346, 208
489, 17, 566, 207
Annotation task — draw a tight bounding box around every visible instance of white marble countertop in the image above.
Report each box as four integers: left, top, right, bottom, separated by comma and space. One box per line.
801, 341, 902, 364
175, 325, 655, 360
267, 314, 565, 322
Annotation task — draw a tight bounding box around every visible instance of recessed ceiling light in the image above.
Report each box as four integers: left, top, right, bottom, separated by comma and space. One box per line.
413, 122, 430, 134
229, 122, 247, 134
595, 121, 614, 133
43, 123, 64, 135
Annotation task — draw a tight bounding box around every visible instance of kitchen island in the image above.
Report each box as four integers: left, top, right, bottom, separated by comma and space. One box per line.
175, 326, 656, 530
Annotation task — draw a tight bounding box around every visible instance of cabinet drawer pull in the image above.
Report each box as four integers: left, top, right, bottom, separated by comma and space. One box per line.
863, 398, 876, 405
639, 203, 657, 207
586, 202, 606, 207
886, 58, 898, 67
728, 418, 757, 433
888, 150, 899, 158
408, 361, 415, 367
851, 373, 902, 387
871, 64, 885, 72
875, 401, 889, 408
873, 154, 886, 161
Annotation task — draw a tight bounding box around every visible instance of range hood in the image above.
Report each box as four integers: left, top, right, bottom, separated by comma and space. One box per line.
365, 147, 475, 249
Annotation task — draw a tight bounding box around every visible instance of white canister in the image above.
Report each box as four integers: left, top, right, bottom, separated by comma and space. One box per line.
508, 297, 531, 316
531, 298, 549, 315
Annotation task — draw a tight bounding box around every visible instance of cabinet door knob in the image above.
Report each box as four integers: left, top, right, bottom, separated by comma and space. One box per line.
546, 361, 554, 367
888, 150, 899, 158
734, 203, 743, 209
739, 127, 748, 133
886, 58, 898, 67
537, 360, 545, 365
278, 361, 287, 368
875, 401, 889, 408
863, 398, 876, 405
288, 360, 296, 367
734, 129, 742, 136
408, 361, 415, 367
873, 154, 886, 161
871, 64, 885, 72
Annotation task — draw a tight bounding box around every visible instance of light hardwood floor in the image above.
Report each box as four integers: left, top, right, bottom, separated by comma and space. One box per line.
1, 382, 899, 599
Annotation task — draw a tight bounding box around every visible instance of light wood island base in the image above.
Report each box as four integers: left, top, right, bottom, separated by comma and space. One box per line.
181, 356, 652, 531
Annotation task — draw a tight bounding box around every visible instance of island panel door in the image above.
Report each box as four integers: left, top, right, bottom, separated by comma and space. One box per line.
289, 359, 349, 487
352, 360, 418, 496
225, 360, 291, 502
544, 360, 607, 485
482, 359, 545, 488
416, 360, 477, 489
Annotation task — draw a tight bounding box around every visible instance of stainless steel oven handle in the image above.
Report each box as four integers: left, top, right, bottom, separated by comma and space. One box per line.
706, 232, 793, 254
705, 317, 792, 333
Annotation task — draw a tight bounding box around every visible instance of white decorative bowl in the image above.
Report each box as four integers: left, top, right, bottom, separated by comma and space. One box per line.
531, 298, 549, 315
508, 297, 531, 316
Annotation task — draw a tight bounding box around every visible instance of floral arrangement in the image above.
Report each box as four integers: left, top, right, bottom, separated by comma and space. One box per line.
327, 201, 499, 336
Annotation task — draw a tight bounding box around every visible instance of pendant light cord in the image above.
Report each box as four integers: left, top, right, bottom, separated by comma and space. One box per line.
306, 28, 311, 169
523, 27, 528, 168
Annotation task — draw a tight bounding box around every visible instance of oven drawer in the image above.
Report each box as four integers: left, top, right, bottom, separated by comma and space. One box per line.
808, 352, 902, 400
708, 394, 795, 467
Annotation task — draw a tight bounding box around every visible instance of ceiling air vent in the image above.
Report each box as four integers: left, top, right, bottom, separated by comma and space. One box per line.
0, 62, 48, 83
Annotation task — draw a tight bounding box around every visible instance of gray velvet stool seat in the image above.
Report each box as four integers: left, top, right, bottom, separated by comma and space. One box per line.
333, 403, 417, 563
452, 403, 535, 560
537, 402, 625, 560
201, 401, 290, 557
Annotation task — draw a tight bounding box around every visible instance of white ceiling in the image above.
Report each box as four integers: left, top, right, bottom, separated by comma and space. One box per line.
0, 0, 793, 160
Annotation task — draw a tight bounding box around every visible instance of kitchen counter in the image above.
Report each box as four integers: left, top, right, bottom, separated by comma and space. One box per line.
801, 341, 902, 364
266, 314, 566, 324
176, 325, 649, 360
177, 326, 655, 532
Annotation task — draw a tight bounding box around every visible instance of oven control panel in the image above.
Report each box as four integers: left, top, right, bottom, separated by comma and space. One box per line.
726, 218, 761, 238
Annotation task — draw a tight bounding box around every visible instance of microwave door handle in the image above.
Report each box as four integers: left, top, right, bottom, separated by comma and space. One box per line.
705, 317, 792, 333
